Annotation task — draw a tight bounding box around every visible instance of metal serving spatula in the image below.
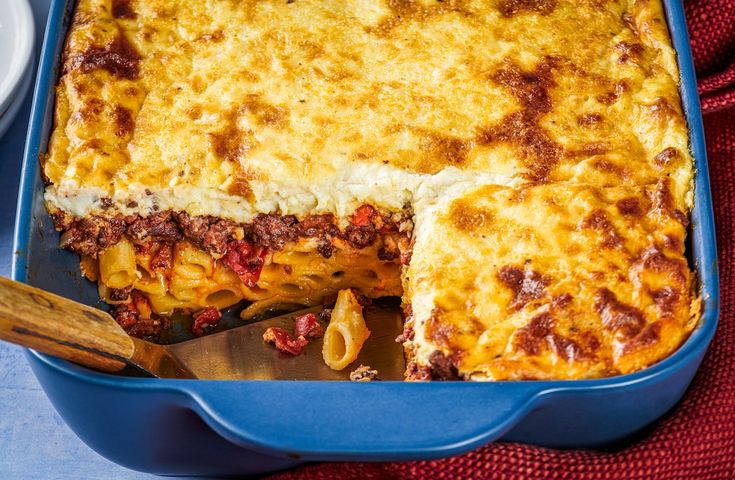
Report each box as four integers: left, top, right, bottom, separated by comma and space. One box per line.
0, 277, 405, 380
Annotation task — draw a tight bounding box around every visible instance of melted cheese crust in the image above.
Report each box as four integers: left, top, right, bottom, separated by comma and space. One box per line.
45, 0, 699, 379
407, 182, 698, 380
46, 0, 692, 221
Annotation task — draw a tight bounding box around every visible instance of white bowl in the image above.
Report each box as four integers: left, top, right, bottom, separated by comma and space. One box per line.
0, 0, 34, 118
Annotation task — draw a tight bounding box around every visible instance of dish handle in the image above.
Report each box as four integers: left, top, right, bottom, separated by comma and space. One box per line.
184, 381, 543, 461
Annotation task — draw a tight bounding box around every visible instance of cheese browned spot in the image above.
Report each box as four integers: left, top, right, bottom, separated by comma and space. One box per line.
112, 0, 136, 19
417, 130, 471, 168
595, 288, 646, 338
227, 177, 255, 200
65, 31, 140, 80
654, 147, 680, 167
614, 41, 644, 64
652, 178, 689, 225
581, 209, 623, 249
648, 97, 679, 122
478, 57, 562, 181
369, 0, 473, 36
198, 30, 225, 43
112, 105, 133, 138
597, 80, 628, 105
209, 107, 258, 164
449, 201, 494, 232
513, 312, 555, 356
592, 159, 629, 181
497, 265, 550, 311
616, 197, 643, 217
241, 95, 290, 130
497, 0, 557, 17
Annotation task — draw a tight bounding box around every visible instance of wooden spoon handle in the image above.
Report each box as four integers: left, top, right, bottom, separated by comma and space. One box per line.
0, 277, 134, 372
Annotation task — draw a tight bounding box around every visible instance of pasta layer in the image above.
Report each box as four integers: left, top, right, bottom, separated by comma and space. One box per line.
69, 206, 406, 339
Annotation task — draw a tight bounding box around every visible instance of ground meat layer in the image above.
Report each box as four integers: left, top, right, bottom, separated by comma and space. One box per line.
53, 206, 411, 259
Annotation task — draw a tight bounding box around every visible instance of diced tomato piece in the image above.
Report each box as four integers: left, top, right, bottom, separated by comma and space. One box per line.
263, 327, 309, 355
350, 204, 377, 227
222, 240, 267, 287
192, 306, 222, 337
294, 313, 324, 339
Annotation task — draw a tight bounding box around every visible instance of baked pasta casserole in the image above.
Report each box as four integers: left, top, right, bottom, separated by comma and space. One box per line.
44, 0, 699, 380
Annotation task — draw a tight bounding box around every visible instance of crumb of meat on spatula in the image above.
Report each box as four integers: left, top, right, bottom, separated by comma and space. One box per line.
263, 327, 309, 355
192, 306, 222, 337
349, 365, 379, 382
294, 312, 324, 339
262, 311, 325, 356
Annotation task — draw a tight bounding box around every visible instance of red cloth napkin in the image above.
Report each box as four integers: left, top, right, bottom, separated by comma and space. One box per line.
269, 1, 735, 477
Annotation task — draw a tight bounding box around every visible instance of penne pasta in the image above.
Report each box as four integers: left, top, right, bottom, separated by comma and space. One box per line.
200, 285, 243, 310
170, 241, 212, 302
178, 242, 214, 277
99, 238, 137, 289
147, 293, 197, 316
322, 289, 371, 371
133, 270, 168, 297
79, 254, 99, 282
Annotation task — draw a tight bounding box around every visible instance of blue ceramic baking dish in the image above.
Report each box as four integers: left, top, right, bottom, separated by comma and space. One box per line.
12, 0, 719, 476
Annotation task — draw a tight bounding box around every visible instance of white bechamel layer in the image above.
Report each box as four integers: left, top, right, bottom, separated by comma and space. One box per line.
45, 164, 519, 224
404, 191, 452, 373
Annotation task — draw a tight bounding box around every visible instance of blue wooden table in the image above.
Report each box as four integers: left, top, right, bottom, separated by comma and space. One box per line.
0, 2, 194, 478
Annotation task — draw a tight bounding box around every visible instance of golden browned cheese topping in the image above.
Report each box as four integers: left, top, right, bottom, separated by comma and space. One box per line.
46, 0, 699, 380
406, 183, 699, 380
45, 0, 692, 222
